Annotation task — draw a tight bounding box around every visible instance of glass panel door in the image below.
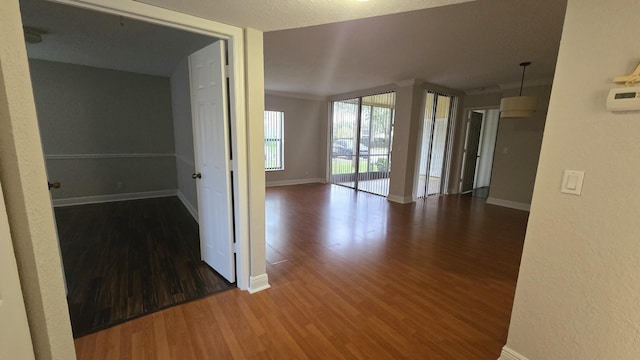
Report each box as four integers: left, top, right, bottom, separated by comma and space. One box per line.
417, 92, 455, 198
331, 98, 359, 188
356, 92, 395, 196
331, 92, 396, 197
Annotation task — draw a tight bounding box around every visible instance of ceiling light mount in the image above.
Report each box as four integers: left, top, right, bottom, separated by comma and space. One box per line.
500, 61, 538, 118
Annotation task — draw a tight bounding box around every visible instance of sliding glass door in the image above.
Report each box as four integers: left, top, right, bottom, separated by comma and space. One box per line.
417, 92, 456, 198
330, 92, 395, 197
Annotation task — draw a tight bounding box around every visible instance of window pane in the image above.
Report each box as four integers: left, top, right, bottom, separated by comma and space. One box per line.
264, 110, 284, 171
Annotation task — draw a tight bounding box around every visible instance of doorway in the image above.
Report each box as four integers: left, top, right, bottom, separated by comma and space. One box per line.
330, 92, 395, 197
21, 0, 239, 336
459, 108, 499, 198
416, 91, 456, 198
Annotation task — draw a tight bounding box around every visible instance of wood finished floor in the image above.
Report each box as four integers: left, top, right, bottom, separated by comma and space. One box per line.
56, 197, 234, 338
74, 184, 528, 359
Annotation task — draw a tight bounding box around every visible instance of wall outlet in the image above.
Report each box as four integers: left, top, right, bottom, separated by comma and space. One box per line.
116, 181, 124, 189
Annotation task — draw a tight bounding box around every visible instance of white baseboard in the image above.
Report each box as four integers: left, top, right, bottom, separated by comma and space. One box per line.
499, 347, 529, 360
387, 194, 414, 204
486, 197, 531, 212
52, 190, 177, 207
266, 178, 325, 187
177, 191, 198, 221
248, 273, 271, 294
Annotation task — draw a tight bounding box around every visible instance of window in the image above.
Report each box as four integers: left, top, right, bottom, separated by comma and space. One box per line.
264, 110, 284, 171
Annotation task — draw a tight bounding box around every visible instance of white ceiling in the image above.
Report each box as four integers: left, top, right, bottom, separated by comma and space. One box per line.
135, 0, 475, 32
20, 0, 568, 97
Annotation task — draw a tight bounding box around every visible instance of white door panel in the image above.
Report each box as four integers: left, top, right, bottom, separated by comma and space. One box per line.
190, 41, 236, 283
0, 181, 35, 360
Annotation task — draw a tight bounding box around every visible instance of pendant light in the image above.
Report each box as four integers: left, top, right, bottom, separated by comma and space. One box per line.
500, 62, 538, 118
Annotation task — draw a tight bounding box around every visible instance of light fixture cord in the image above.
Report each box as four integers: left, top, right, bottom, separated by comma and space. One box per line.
519, 64, 528, 96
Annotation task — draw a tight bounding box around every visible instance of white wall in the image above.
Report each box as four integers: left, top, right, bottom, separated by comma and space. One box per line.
502, 1, 640, 359
29, 59, 178, 202
170, 57, 198, 216
264, 93, 328, 186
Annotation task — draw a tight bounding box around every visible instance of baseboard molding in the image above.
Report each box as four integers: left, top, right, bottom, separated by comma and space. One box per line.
387, 194, 414, 204
266, 178, 325, 187
248, 273, 271, 294
53, 190, 177, 207
486, 197, 531, 212
177, 191, 198, 221
499, 347, 529, 360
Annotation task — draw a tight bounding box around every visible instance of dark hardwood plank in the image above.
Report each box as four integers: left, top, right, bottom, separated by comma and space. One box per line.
56, 196, 234, 337
75, 184, 528, 359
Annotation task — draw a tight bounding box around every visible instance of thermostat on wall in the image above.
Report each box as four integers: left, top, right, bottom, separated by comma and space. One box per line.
607, 86, 640, 112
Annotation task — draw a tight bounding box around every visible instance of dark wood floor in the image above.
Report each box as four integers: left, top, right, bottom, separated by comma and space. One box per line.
56, 196, 234, 337
74, 184, 528, 359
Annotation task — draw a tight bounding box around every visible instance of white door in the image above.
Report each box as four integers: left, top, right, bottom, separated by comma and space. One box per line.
189, 41, 236, 283
0, 181, 36, 360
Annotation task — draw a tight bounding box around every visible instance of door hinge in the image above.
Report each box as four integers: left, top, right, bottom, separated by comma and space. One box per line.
225, 65, 229, 78
228, 159, 235, 171
233, 242, 239, 253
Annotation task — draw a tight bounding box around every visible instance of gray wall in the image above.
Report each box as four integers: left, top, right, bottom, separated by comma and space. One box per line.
29, 59, 177, 201
264, 93, 328, 185
170, 57, 198, 214
461, 84, 551, 205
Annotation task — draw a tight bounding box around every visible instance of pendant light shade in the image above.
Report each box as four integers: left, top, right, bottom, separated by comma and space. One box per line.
500, 62, 537, 118
500, 96, 538, 118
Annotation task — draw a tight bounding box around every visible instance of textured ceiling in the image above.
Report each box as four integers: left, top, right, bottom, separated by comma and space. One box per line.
134, 0, 475, 32
20, 0, 568, 97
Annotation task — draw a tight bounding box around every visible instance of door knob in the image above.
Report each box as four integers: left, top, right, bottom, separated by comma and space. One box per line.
192, 172, 202, 179
48, 181, 61, 190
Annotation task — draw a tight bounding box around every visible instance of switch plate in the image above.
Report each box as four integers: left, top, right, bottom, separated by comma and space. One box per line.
561, 170, 584, 195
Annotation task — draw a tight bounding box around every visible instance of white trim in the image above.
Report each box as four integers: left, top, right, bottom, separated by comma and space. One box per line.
52, 189, 177, 207
387, 194, 414, 204
177, 191, 198, 220
498, 347, 530, 360
486, 197, 531, 212
45, 153, 174, 160
51, 0, 252, 291
395, 78, 422, 87
266, 178, 325, 187
175, 153, 195, 167
265, 90, 328, 102
248, 273, 270, 294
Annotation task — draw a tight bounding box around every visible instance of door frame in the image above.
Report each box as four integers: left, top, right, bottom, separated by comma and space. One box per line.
413, 90, 457, 199
49, 0, 253, 290
458, 105, 500, 194
459, 110, 484, 194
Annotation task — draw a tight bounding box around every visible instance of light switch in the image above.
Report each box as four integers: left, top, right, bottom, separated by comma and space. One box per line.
561, 170, 584, 195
